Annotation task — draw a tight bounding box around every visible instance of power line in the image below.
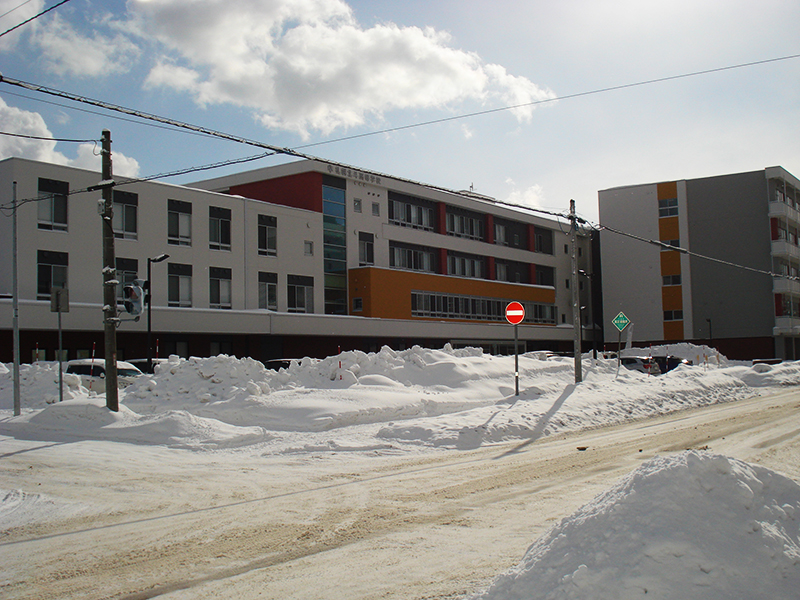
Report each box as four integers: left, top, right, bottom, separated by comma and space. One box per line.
598, 223, 794, 280
0, 0, 73, 38
0, 0, 36, 21
0, 88, 217, 138
294, 53, 800, 150
0, 129, 98, 143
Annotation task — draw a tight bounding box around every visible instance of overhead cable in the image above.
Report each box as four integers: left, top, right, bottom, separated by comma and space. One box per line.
0, 0, 73, 38
598, 224, 795, 280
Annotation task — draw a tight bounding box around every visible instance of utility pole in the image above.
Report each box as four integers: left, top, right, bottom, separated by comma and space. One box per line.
12, 181, 21, 416
570, 199, 582, 383
100, 129, 119, 410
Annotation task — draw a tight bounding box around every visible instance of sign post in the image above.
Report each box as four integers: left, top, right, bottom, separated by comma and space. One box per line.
506, 302, 525, 396
612, 311, 631, 372
51, 287, 69, 403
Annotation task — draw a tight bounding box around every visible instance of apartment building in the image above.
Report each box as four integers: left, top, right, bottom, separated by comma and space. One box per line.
0, 157, 594, 363
599, 167, 800, 360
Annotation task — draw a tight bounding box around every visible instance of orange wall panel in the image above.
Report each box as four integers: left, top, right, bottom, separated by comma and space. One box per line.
661, 286, 683, 311
349, 267, 556, 320
660, 251, 681, 276
663, 320, 684, 341
658, 216, 680, 241
657, 181, 677, 200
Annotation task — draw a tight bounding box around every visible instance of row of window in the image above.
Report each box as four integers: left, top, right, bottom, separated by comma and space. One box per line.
36, 250, 315, 313
36, 178, 283, 257
410, 291, 557, 324
386, 190, 555, 253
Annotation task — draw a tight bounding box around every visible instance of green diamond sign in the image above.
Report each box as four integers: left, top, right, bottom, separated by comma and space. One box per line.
612, 311, 631, 332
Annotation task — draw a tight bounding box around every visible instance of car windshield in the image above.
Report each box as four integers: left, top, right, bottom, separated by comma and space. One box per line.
117, 368, 142, 377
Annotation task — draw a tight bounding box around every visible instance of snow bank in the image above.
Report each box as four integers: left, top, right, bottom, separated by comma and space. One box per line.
2, 345, 800, 451
469, 451, 800, 600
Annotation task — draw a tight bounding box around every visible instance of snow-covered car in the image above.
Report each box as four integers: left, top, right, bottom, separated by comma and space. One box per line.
127, 358, 169, 374
620, 356, 661, 375
65, 359, 143, 389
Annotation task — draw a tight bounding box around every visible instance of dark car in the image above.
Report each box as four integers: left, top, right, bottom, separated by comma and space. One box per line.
652, 355, 692, 373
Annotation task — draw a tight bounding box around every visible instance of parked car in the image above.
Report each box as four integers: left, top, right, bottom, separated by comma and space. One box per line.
652, 355, 692, 373
127, 358, 169, 374
620, 356, 662, 375
65, 359, 143, 389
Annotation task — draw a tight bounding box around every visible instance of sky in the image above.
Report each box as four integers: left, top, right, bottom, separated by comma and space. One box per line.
1, 0, 799, 223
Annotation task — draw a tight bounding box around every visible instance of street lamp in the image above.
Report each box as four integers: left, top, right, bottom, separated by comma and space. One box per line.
147, 253, 169, 373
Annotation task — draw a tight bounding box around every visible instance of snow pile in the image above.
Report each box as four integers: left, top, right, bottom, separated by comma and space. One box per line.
470, 451, 800, 600
2, 345, 800, 452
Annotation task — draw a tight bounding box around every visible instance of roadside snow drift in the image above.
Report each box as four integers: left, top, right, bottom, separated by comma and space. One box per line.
470, 451, 800, 600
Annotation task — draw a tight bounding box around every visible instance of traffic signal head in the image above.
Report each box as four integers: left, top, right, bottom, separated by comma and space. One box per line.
122, 283, 144, 316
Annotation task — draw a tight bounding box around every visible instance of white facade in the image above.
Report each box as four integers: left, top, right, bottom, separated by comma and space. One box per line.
1, 157, 595, 362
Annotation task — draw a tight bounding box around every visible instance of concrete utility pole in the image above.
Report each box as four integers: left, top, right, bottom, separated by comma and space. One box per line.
570, 199, 582, 383
100, 130, 119, 410
12, 181, 21, 416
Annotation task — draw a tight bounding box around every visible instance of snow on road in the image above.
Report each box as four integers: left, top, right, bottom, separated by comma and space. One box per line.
1, 344, 800, 599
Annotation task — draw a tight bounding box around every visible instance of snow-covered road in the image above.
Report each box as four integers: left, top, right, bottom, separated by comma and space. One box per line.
2, 387, 799, 600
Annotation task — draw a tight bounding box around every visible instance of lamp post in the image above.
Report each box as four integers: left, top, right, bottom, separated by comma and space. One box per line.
147, 253, 169, 373
578, 269, 597, 359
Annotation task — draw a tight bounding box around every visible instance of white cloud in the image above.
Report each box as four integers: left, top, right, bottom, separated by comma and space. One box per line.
31, 14, 140, 77
0, 0, 44, 50
130, 0, 555, 137
504, 179, 548, 211
0, 98, 140, 176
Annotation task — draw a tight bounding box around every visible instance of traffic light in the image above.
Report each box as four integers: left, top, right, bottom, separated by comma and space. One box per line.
122, 283, 144, 316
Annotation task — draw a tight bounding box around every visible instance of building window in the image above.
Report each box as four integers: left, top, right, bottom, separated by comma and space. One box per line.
496, 262, 507, 281
113, 190, 138, 240
116, 258, 138, 304
664, 310, 683, 321
389, 242, 436, 272
304, 241, 314, 256
446, 211, 484, 241
495, 223, 507, 245
209, 206, 231, 251
372, 202, 380, 216
359, 232, 374, 266
388, 192, 435, 231
258, 214, 277, 256
662, 239, 680, 250
659, 198, 678, 217
353, 297, 363, 312
663, 274, 682, 286
534, 228, 554, 254
410, 291, 556, 324
354, 198, 362, 213
535, 265, 555, 287
37, 178, 68, 231
168, 199, 192, 246
209, 267, 232, 309
37, 250, 68, 300
168, 262, 192, 307
447, 252, 484, 278
288, 275, 314, 313
258, 272, 277, 310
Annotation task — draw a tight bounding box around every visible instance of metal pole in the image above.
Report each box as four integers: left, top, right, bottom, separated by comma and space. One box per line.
58, 306, 63, 403
514, 323, 519, 396
570, 200, 582, 383
101, 129, 119, 410
12, 181, 21, 416
147, 257, 152, 373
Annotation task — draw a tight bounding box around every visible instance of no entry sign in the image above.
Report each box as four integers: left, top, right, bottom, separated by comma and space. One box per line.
505, 301, 525, 325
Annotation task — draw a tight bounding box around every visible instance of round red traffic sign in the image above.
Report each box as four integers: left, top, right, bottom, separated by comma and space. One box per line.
505, 301, 525, 325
